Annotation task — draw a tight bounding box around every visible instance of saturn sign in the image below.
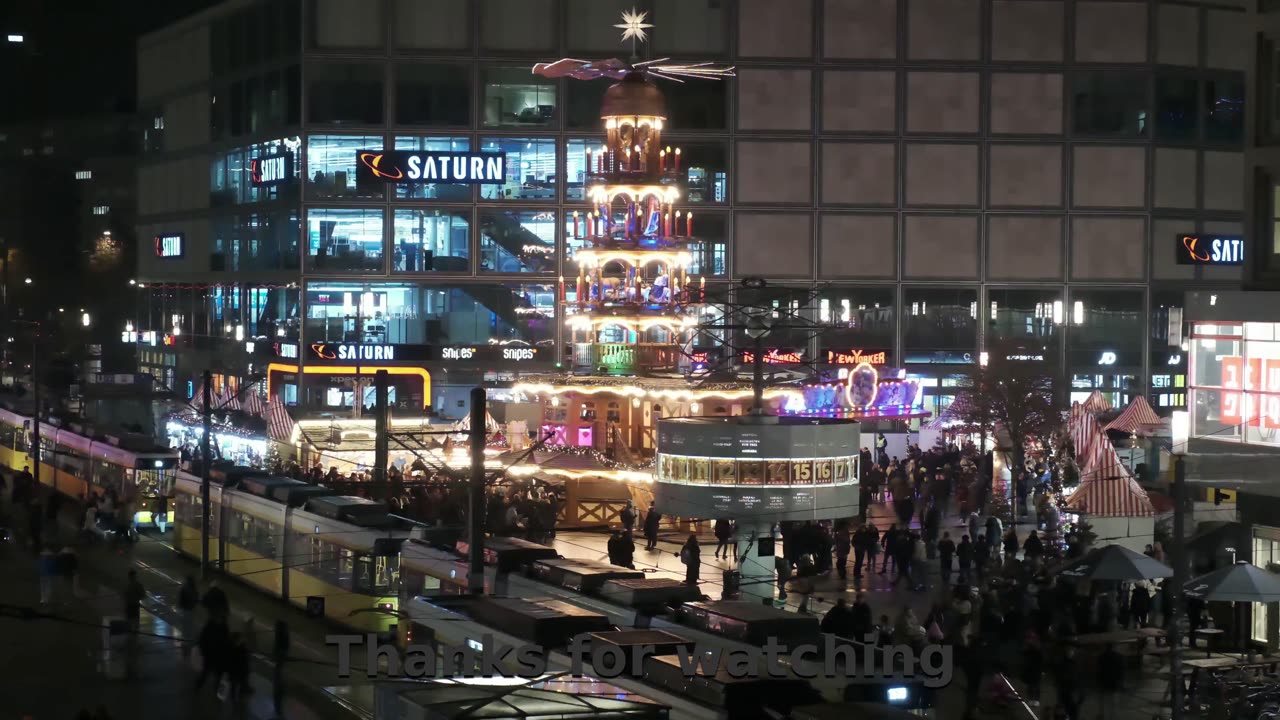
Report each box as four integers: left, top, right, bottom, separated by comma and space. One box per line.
355, 150, 506, 186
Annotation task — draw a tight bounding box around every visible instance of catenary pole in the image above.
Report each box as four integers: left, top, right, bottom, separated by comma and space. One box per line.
1169, 453, 1188, 720
30, 327, 39, 488
374, 370, 388, 495
201, 369, 213, 579
468, 387, 487, 594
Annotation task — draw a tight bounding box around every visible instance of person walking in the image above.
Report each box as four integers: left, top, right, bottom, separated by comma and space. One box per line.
678, 535, 700, 586
1093, 644, 1124, 720
37, 545, 57, 604
272, 621, 290, 719
879, 523, 899, 575
57, 545, 79, 600
834, 522, 851, 581
642, 503, 660, 551
938, 532, 956, 585
956, 534, 973, 585
178, 576, 200, 659
713, 518, 732, 559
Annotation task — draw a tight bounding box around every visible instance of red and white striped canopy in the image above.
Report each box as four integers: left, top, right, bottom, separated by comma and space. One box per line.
1066, 406, 1155, 516
241, 390, 268, 418
267, 401, 296, 442
1103, 396, 1162, 434
1080, 390, 1112, 413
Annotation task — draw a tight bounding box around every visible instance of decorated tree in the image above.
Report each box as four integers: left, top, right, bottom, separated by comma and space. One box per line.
951, 340, 1066, 512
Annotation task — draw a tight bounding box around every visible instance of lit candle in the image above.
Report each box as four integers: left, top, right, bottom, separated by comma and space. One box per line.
686, 211, 693, 237
674, 210, 682, 238
576, 268, 584, 305
624, 147, 631, 172
674, 148, 681, 173
559, 276, 565, 303
585, 148, 593, 178
572, 211, 579, 239
663, 212, 670, 237
635, 145, 644, 173
700, 276, 706, 302
659, 149, 666, 172
599, 145, 607, 174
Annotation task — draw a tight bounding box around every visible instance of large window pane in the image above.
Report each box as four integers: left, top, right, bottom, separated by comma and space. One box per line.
394, 0, 469, 50
479, 209, 557, 273
483, 67, 556, 128
987, 288, 1061, 344
566, 137, 604, 201
1068, 288, 1144, 407
306, 207, 385, 273
392, 209, 470, 272
676, 141, 729, 203
653, 0, 726, 55
479, 138, 556, 200
814, 286, 896, 360
306, 134, 384, 200
481, 0, 554, 51
1205, 73, 1245, 144
394, 64, 470, 127
393, 136, 472, 200
1072, 71, 1149, 138
664, 79, 728, 131
687, 212, 728, 277
568, 0, 633, 52
307, 62, 384, 125
1155, 75, 1198, 142
566, 80, 612, 130
904, 287, 979, 357
309, 0, 384, 50
305, 281, 555, 346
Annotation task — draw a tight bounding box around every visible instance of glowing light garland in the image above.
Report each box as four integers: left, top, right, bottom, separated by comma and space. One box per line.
587, 184, 681, 206
574, 249, 692, 270
514, 380, 803, 405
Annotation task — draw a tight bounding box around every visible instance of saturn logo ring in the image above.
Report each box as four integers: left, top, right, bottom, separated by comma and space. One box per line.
359, 152, 403, 179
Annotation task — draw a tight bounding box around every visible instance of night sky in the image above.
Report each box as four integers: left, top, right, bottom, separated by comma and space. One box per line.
1, 1, 219, 124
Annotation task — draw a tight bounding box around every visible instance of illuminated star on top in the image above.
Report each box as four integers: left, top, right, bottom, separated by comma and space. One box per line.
615, 8, 653, 54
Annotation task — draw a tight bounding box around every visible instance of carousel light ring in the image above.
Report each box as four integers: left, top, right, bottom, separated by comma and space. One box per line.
565, 313, 698, 333
513, 381, 804, 405
844, 362, 880, 409
587, 184, 681, 206
574, 249, 692, 269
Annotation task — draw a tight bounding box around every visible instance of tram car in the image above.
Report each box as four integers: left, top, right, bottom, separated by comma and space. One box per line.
0, 406, 178, 528
172, 470, 406, 631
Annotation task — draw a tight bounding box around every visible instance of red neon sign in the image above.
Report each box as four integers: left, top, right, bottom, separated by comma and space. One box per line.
826, 349, 888, 366
742, 349, 804, 364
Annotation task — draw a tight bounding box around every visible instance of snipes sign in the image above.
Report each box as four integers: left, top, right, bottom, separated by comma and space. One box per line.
355, 150, 506, 186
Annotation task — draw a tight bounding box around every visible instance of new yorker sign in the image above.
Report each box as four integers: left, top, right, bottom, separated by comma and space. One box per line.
355, 150, 506, 186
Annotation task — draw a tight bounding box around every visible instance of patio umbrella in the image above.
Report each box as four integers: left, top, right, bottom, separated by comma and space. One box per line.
1185, 561, 1280, 603
1059, 544, 1173, 581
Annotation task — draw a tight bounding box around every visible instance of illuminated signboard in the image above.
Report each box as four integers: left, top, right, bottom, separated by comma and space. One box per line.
1176, 234, 1245, 266
275, 342, 299, 359
741, 349, 805, 364
154, 233, 184, 258
355, 150, 506, 186
249, 152, 293, 186
440, 346, 544, 362
1218, 355, 1280, 428
826, 349, 888, 365
310, 343, 400, 362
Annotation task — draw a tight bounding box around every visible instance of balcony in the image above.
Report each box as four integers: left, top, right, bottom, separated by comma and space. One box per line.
571, 342, 681, 376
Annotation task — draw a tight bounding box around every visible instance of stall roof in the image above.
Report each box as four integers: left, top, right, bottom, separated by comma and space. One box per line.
384, 675, 668, 720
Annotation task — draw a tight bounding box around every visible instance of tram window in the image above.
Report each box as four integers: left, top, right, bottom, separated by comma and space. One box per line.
354, 553, 398, 594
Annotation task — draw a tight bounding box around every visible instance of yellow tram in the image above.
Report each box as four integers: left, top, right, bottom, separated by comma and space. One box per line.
0, 406, 178, 526
172, 470, 404, 632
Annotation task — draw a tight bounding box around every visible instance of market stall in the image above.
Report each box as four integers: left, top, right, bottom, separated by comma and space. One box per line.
1064, 403, 1157, 552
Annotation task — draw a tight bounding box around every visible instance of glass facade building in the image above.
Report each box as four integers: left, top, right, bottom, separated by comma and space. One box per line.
134, 0, 1247, 417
